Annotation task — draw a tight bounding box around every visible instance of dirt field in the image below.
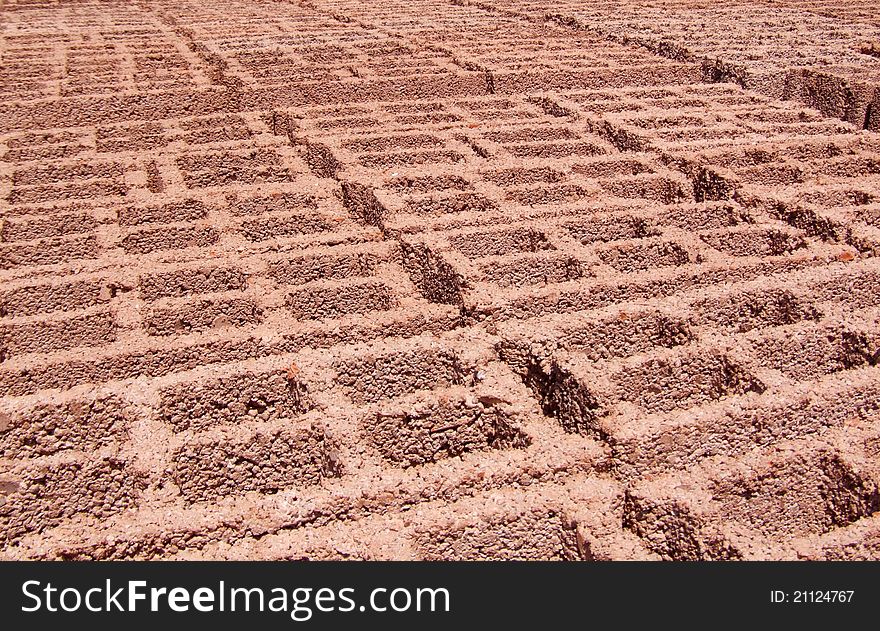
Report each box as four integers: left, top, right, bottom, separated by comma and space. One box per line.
1, 0, 879, 560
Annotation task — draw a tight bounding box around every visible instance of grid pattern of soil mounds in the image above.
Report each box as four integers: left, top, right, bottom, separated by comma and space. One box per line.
753, 0, 880, 28
468, 0, 880, 130
1, 0, 879, 560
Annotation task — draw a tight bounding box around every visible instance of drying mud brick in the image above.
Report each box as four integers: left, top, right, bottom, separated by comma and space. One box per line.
1, 0, 880, 560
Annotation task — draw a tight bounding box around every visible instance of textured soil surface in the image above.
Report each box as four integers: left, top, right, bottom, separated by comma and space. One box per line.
2, 0, 880, 560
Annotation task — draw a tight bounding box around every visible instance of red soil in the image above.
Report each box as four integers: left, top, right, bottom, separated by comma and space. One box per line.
1, 0, 879, 560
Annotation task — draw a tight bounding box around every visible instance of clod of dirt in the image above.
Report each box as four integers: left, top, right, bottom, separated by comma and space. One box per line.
858, 42, 880, 58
